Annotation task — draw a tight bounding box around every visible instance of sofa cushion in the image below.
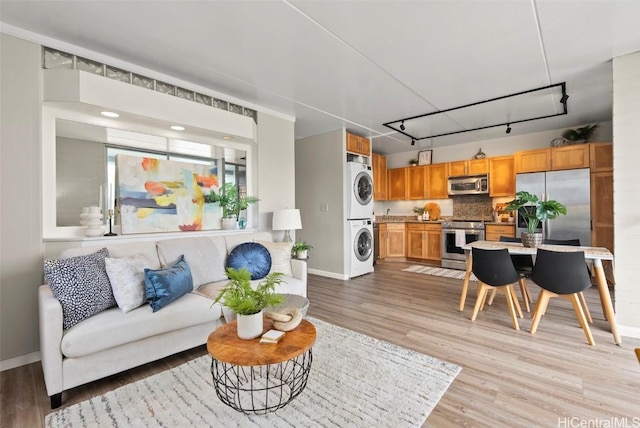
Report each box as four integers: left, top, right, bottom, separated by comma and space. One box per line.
105, 254, 150, 313
156, 237, 227, 288
60, 241, 161, 270
44, 248, 116, 329
256, 240, 293, 277
226, 242, 272, 280
60, 293, 222, 358
145, 255, 193, 312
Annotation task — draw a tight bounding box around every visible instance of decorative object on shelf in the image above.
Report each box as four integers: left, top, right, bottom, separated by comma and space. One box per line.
84, 206, 104, 237
79, 207, 90, 226
504, 191, 567, 248
424, 202, 441, 221
208, 182, 259, 230
238, 217, 247, 229
408, 158, 419, 166
265, 307, 303, 331
473, 148, 486, 159
412, 206, 425, 220
550, 137, 570, 147
104, 209, 117, 236
561, 123, 599, 144
291, 240, 313, 259
273, 208, 302, 242
418, 150, 433, 165
213, 268, 285, 340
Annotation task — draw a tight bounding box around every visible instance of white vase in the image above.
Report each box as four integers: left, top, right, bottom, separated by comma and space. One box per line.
296, 249, 308, 259
236, 311, 263, 340
221, 217, 237, 230
85, 206, 104, 237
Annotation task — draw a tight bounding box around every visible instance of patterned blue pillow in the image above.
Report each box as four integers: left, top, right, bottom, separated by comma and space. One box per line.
44, 248, 116, 329
144, 255, 193, 312
226, 242, 272, 280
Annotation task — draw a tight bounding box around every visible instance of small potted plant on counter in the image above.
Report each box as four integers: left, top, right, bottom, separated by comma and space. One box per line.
504, 191, 567, 248
291, 240, 313, 259
412, 206, 425, 220
213, 268, 285, 339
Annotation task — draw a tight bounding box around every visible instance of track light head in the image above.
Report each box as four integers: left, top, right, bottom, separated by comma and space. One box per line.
560, 93, 569, 104
411, 138, 415, 146
506, 124, 512, 134
400, 121, 405, 131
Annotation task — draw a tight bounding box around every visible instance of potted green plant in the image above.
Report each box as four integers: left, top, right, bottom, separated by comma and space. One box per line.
213, 268, 285, 339
561, 123, 599, 144
408, 158, 419, 166
504, 191, 568, 248
291, 240, 313, 259
412, 206, 425, 220
207, 183, 259, 229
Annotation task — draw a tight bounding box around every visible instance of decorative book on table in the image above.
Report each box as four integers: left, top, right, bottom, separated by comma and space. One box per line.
260, 329, 285, 344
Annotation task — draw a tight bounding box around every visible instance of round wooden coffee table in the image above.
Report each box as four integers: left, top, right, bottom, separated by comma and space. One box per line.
207, 318, 316, 414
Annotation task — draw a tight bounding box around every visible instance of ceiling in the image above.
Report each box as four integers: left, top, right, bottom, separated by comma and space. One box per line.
1, 0, 639, 155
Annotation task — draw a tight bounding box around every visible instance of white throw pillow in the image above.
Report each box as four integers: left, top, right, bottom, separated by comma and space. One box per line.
105, 254, 149, 313
256, 240, 293, 277
156, 237, 227, 289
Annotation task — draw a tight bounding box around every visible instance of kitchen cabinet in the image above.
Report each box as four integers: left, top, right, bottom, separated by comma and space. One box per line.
377, 223, 387, 260
406, 223, 441, 261
489, 155, 515, 197
485, 224, 515, 241
551, 145, 589, 170
448, 161, 466, 177
387, 168, 408, 200
407, 166, 428, 199
385, 223, 406, 258
448, 159, 489, 177
590, 169, 614, 285
372, 153, 387, 200
589, 142, 613, 172
515, 148, 550, 173
346, 132, 371, 156
427, 163, 449, 199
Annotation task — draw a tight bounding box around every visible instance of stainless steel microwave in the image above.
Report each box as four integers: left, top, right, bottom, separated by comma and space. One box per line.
447, 174, 489, 196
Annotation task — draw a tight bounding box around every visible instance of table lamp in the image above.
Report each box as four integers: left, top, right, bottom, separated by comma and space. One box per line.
272, 208, 302, 242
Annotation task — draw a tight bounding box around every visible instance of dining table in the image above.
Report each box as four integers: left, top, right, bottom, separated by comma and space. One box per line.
459, 240, 620, 345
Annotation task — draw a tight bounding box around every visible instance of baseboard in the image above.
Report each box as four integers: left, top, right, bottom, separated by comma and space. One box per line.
0, 351, 41, 372
308, 268, 348, 280
618, 324, 640, 340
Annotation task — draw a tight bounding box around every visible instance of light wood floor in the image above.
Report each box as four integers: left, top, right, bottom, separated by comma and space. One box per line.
2, 261, 639, 427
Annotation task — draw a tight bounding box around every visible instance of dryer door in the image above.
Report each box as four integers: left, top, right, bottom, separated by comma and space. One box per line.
353, 171, 373, 206
354, 227, 373, 261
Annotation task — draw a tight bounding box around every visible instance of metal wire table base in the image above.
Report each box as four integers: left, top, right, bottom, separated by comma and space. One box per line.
211, 349, 313, 414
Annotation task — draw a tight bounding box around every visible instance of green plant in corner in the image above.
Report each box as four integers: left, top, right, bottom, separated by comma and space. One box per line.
561, 123, 599, 143
291, 240, 313, 259
206, 182, 259, 220
504, 191, 567, 233
213, 268, 285, 315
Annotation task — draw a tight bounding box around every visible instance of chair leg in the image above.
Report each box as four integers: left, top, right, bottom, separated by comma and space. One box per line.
578, 292, 593, 324
518, 278, 531, 313
503, 285, 520, 331
471, 283, 490, 321
509, 285, 524, 318
486, 287, 497, 306
530, 290, 552, 335
568, 293, 595, 346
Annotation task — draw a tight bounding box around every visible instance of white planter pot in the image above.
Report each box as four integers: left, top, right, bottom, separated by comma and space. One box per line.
296, 249, 308, 260
221, 217, 237, 230
236, 311, 263, 340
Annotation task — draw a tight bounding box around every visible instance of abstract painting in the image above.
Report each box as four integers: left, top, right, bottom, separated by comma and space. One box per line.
116, 155, 220, 234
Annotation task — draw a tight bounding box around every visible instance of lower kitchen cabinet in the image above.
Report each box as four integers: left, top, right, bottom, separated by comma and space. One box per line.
485, 224, 515, 241
385, 223, 406, 258
377, 223, 387, 261
406, 223, 441, 261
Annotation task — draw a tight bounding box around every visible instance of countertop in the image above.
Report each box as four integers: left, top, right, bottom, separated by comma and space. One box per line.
373, 216, 515, 226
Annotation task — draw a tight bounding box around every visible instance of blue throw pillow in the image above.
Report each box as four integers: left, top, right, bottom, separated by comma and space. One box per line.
226, 242, 272, 280
144, 255, 193, 312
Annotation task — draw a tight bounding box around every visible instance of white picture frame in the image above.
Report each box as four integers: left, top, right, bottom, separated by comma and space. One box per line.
418, 150, 433, 165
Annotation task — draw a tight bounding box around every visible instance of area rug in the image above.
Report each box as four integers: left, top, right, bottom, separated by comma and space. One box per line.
403, 265, 478, 281
45, 317, 460, 428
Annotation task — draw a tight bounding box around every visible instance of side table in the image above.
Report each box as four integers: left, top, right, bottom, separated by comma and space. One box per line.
207, 318, 316, 414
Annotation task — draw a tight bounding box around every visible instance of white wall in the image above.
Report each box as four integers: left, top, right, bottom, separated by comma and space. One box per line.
612, 51, 640, 338
0, 34, 43, 365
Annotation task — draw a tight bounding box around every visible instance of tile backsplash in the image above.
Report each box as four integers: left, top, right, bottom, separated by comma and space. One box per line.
452, 195, 493, 220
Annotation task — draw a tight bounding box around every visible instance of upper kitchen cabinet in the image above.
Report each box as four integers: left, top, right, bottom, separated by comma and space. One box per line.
427, 163, 449, 199
489, 155, 515, 197
515, 148, 550, 173
448, 161, 466, 177
407, 166, 428, 199
346, 132, 371, 156
387, 168, 408, 200
448, 159, 489, 177
551, 145, 589, 170
372, 153, 387, 200
589, 142, 613, 172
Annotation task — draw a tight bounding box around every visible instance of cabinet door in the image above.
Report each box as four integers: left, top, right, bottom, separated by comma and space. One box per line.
515, 148, 550, 173
589, 142, 613, 172
387, 168, 407, 200
346, 133, 360, 154
448, 161, 467, 177
386, 224, 406, 257
551, 145, 589, 170
425, 224, 442, 260
485, 224, 515, 241
406, 225, 425, 258
407, 166, 428, 199
590, 171, 613, 251
378, 224, 387, 259
427, 163, 448, 199
372, 153, 387, 200
359, 136, 371, 156
489, 155, 515, 197
468, 158, 489, 175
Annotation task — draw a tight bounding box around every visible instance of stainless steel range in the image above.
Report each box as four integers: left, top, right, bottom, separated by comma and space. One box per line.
441, 220, 485, 270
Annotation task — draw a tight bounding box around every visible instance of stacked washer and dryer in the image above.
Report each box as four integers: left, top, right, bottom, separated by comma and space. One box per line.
346, 161, 374, 278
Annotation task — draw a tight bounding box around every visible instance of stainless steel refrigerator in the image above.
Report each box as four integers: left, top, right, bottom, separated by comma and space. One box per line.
515, 168, 591, 246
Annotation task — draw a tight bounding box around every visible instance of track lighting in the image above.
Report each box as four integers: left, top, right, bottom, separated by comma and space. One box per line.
411, 138, 415, 146
560, 93, 569, 104
506, 124, 512, 134
400, 121, 405, 131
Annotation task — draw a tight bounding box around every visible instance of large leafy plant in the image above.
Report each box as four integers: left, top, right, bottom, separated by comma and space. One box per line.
206, 183, 259, 220
504, 191, 567, 234
213, 268, 284, 315
562, 123, 599, 142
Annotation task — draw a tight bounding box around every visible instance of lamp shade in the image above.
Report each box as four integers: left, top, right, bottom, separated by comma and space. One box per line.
272, 209, 302, 231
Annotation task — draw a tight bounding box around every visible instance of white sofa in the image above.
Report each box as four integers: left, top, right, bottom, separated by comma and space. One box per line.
38, 232, 307, 408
